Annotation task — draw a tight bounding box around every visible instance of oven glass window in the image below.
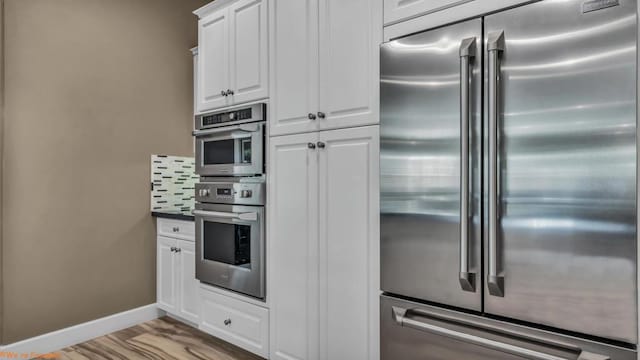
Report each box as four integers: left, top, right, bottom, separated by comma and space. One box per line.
203, 221, 251, 267
203, 139, 234, 165
202, 138, 253, 165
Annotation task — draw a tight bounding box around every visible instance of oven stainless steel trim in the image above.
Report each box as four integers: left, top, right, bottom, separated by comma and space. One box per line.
194, 202, 265, 300
194, 122, 265, 177
195, 103, 266, 130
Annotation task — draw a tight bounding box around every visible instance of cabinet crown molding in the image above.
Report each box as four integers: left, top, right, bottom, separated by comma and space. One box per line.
194, 0, 239, 18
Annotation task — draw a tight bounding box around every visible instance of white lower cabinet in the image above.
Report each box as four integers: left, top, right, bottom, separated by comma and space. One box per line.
156, 219, 200, 324
269, 125, 380, 360
199, 286, 270, 358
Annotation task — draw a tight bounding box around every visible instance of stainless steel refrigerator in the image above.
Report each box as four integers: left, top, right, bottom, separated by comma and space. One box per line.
380, 0, 638, 358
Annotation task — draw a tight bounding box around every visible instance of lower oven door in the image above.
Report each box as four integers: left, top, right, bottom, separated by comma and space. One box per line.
194, 203, 265, 299
381, 295, 636, 360
194, 122, 264, 177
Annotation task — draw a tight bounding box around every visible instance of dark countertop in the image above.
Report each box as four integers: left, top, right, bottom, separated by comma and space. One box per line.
152, 210, 194, 222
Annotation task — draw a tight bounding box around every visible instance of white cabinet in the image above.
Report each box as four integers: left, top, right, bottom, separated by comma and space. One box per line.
157, 236, 178, 313
177, 240, 199, 324
198, 8, 230, 112
269, 0, 319, 136
200, 286, 270, 358
269, 0, 382, 136
229, 0, 269, 105
384, 0, 471, 26
269, 132, 320, 360
269, 126, 380, 360
156, 219, 199, 324
196, 0, 268, 113
318, 126, 380, 360
318, 0, 380, 131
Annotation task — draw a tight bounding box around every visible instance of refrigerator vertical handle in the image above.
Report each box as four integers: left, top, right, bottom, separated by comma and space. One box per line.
487, 31, 505, 297
459, 37, 476, 292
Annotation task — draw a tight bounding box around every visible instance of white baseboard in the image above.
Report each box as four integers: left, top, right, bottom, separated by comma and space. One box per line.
0, 304, 163, 356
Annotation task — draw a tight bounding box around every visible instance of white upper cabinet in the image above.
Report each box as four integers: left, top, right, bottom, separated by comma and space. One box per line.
270, 0, 382, 136
384, 0, 471, 26
318, 0, 381, 131
196, 0, 268, 113
198, 8, 230, 112
269, 0, 320, 136
229, 0, 268, 104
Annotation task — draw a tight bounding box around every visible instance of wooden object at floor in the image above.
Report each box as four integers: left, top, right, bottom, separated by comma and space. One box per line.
53, 316, 263, 360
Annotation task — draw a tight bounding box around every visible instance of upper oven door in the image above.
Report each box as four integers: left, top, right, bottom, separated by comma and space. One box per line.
194, 204, 265, 299
194, 122, 265, 177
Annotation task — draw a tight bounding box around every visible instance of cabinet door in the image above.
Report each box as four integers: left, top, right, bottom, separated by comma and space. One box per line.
269, 0, 319, 136
198, 8, 230, 113
229, 0, 268, 105
269, 133, 320, 360
318, 0, 382, 131
177, 240, 199, 324
384, 0, 471, 26
157, 236, 177, 312
318, 126, 380, 360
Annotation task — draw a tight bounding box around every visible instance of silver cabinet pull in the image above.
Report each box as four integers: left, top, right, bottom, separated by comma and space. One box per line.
226, 89, 234, 96
170, 247, 176, 252
317, 142, 326, 149
224, 319, 232, 326
459, 37, 476, 293
308, 142, 316, 149
317, 112, 326, 119
391, 306, 581, 360
487, 30, 505, 297
175, 248, 181, 253
221, 90, 227, 97
308, 113, 317, 120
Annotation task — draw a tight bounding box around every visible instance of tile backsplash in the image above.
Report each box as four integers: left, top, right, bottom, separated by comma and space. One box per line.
151, 155, 199, 213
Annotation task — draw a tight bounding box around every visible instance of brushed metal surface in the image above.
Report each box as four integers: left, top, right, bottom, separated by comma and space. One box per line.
380, 18, 483, 311
483, 0, 637, 343
381, 295, 637, 360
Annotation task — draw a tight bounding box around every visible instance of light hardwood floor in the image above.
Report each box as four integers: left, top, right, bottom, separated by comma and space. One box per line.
54, 317, 264, 360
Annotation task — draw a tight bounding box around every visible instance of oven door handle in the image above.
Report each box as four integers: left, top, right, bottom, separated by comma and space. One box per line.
193, 210, 258, 221
193, 123, 260, 137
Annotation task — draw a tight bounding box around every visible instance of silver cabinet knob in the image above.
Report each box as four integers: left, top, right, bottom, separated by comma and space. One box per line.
170, 247, 176, 252
175, 248, 181, 253
226, 89, 234, 96
173, 227, 179, 232
317, 112, 326, 119
224, 319, 232, 326
317, 142, 326, 149
308, 142, 316, 149
221, 90, 227, 97
308, 113, 317, 120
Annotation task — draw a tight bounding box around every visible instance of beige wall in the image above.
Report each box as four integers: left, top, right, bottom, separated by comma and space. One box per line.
2, 0, 207, 343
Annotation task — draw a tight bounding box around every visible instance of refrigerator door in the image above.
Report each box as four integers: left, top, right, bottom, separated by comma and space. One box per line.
484, 0, 637, 343
381, 295, 637, 360
381, 18, 482, 311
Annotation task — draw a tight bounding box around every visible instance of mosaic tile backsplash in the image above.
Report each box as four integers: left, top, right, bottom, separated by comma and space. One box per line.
151, 155, 199, 213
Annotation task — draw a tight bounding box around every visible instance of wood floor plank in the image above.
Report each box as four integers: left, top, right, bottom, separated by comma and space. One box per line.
45, 317, 263, 360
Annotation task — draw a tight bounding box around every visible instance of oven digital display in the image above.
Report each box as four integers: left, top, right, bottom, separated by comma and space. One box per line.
217, 188, 233, 196
202, 114, 224, 126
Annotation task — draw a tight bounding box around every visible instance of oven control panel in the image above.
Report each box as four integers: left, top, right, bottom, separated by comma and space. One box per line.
195, 181, 265, 206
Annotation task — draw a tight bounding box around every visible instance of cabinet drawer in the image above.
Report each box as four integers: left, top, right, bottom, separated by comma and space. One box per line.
157, 218, 195, 241
199, 286, 269, 358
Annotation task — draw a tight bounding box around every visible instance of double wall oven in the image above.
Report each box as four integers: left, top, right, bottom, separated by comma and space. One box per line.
193, 103, 267, 300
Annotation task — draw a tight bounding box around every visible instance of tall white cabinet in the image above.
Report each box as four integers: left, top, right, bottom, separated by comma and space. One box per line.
269, 0, 382, 136
195, 0, 268, 113
269, 126, 380, 360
